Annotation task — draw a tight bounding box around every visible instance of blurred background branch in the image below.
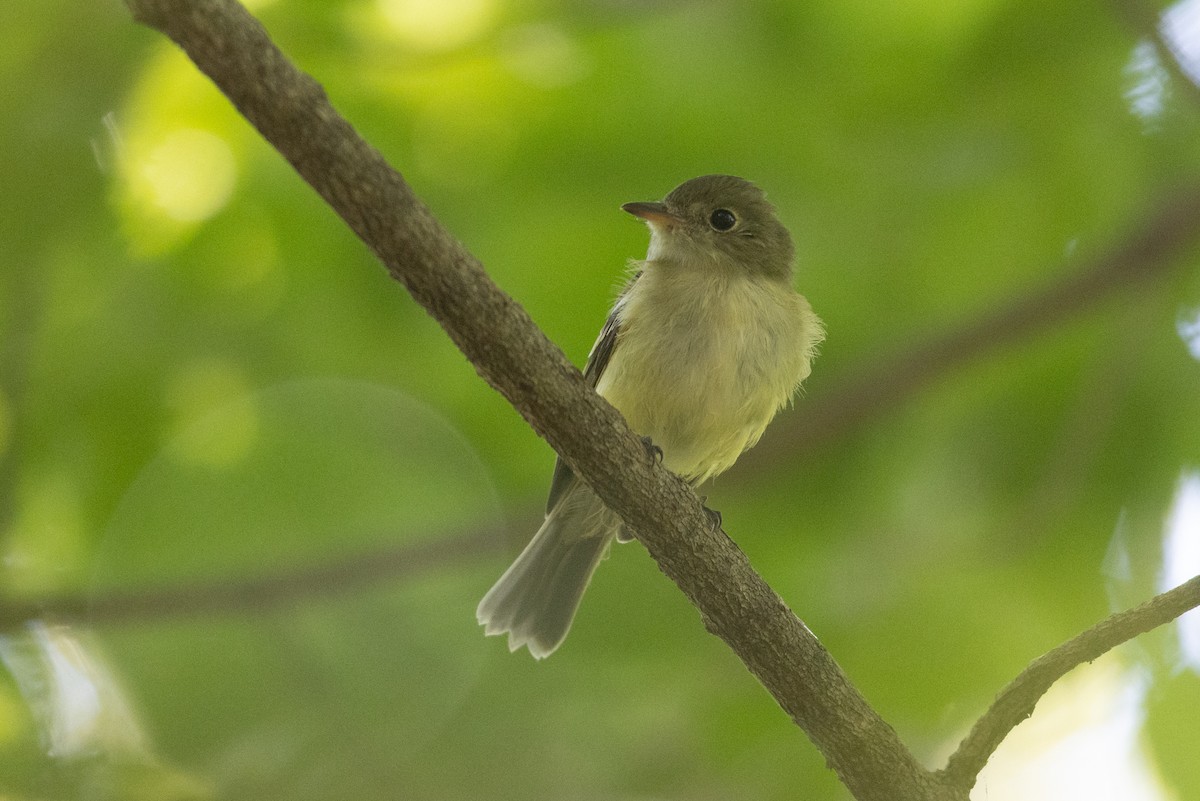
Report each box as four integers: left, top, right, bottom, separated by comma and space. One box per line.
0, 524, 511, 631
744, 182, 1200, 466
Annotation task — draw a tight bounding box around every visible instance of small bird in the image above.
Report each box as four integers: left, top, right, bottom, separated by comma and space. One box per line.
476, 174, 823, 658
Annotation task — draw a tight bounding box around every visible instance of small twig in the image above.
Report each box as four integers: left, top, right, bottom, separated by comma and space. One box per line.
939, 573, 1200, 790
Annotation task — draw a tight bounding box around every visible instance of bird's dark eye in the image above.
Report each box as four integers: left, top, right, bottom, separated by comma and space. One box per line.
709, 208, 737, 231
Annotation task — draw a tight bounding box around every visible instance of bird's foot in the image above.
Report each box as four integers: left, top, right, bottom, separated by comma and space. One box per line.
641, 435, 663, 464
697, 495, 723, 531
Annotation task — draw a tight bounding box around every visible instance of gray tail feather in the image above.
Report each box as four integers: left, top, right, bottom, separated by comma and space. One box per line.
476, 500, 613, 659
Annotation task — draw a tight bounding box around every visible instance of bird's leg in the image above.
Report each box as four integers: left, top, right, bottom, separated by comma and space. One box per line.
640, 435, 663, 464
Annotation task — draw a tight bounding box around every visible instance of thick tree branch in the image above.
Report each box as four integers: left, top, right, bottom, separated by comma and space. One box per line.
120, 1, 945, 798
940, 573, 1200, 790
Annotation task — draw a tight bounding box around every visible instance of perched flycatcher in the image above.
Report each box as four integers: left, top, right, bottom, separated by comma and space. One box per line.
477, 174, 823, 658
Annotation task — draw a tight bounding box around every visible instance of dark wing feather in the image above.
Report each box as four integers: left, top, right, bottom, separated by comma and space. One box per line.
582, 303, 622, 387
544, 272, 639, 515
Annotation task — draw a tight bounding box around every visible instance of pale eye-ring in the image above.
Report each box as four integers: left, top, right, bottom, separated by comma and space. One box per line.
709, 208, 737, 231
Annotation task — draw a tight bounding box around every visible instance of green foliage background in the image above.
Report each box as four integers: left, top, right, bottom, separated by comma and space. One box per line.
4, 0, 1200, 799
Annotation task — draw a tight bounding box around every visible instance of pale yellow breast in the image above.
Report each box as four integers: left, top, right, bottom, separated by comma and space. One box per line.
595, 265, 820, 483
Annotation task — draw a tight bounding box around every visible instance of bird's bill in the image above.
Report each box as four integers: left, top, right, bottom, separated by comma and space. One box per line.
621, 201, 680, 228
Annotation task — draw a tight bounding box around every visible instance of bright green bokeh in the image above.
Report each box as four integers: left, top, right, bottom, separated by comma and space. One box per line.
4, 0, 1200, 799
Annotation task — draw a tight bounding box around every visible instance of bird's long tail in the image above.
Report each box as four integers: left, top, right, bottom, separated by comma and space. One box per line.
477, 487, 614, 659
